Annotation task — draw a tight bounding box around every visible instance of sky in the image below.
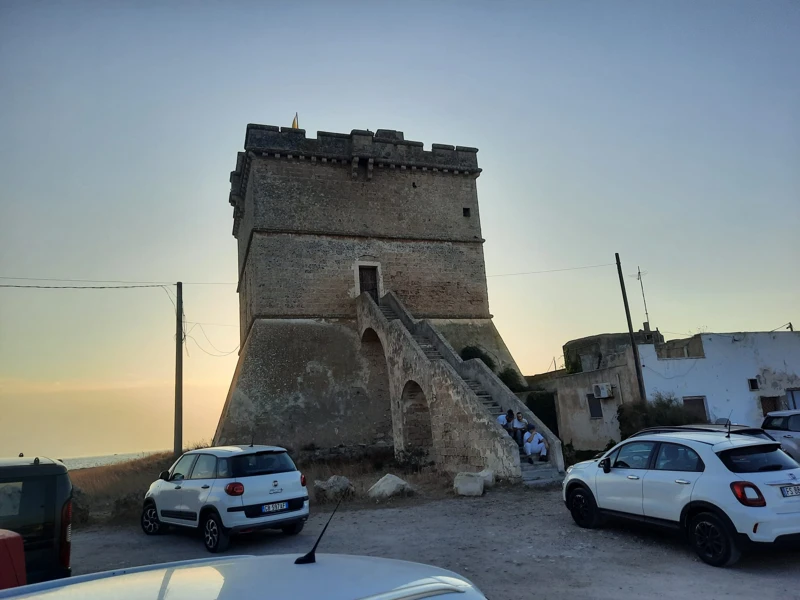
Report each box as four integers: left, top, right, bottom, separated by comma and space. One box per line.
1, 0, 798, 458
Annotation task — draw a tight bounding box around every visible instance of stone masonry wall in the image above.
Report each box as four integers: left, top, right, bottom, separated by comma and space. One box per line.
214, 318, 393, 450
238, 233, 490, 340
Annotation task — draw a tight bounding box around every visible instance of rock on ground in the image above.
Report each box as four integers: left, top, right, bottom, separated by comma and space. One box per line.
367, 474, 414, 501
313, 475, 355, 502
477, 469, 495, 488
454, 472, 485, 496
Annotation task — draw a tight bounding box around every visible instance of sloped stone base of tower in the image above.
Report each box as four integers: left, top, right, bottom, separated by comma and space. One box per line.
214, 318, 393, 450
430, 319, 524, 377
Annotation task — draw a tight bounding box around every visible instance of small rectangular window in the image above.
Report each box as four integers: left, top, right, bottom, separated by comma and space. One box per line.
748, 378, 759, 391
587, 394, 603, 419
682, 396, 708, 421
463, 207, 470, 217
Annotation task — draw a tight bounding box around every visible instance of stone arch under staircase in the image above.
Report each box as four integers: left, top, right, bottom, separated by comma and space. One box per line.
357, 291, 565, 485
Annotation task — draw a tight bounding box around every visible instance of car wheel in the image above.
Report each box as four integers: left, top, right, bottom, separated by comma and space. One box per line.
202, 512, 230, 553
567, 487, 602, 528
690, 512, 741, 567
281, 521, 304, 536
141, 503, 163, 536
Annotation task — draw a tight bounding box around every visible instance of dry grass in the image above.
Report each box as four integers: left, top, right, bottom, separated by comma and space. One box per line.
70, 452, 174, 500
69, 444, 452, 526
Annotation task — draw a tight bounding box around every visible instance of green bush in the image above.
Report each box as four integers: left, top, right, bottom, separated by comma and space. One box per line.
617, 392, 705, 439
460, 346, 496, 371
498, 367, 528, 392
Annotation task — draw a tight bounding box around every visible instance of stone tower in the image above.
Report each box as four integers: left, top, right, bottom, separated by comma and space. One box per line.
214, 124, 563, 477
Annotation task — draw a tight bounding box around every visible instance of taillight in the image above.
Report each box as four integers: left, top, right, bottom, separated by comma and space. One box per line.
731, 481, 766, 507
60, 500, 72, 568
224, 482, 245, 496
300, 473, 306, 487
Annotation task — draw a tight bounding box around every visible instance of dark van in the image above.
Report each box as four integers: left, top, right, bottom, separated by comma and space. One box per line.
0, 458, 72, 584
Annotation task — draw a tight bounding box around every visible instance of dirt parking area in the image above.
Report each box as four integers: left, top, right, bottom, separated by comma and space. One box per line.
73, 487, 799, 599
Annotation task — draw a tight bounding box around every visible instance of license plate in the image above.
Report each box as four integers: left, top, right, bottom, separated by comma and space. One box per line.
780, 485, 800, 498
262, 501, 288, 513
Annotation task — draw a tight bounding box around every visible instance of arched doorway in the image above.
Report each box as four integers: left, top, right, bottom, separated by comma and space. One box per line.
360, 328, 393, 445
400, 380, 433, 457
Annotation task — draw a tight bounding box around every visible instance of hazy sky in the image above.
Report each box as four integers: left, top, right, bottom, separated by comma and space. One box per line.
1, 1, 798, 458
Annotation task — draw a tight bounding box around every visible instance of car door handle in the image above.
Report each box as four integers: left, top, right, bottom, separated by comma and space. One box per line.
627, 475, 640, 480
675, 479, 691, 485
173, 486, 182, 490
784, 435, 793, 439
201, 485, 210, 489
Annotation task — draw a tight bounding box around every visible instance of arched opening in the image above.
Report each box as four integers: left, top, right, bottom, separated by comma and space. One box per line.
360, 328, 393, 446
400, 380, 433, 457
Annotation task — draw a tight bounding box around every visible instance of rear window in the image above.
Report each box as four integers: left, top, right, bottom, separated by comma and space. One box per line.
231, 451, 296, 478
0, 477, 56, 547
717, 445, 799, 473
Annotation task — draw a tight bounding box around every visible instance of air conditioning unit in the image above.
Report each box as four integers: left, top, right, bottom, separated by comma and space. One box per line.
593, 383, 614, 399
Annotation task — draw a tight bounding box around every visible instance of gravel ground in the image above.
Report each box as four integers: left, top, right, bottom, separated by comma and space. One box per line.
72, 487, 800, 599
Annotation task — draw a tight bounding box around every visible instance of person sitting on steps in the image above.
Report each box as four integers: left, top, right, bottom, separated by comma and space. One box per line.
511, 412, 529, 446
497, 409, 515, 437
523, 423, 548, 463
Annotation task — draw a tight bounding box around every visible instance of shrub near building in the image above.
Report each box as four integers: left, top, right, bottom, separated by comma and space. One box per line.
617, 392, 705, 439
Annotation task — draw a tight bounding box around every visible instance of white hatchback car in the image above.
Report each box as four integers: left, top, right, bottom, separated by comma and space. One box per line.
562, 431, 800, 566
141, 445, 309, 552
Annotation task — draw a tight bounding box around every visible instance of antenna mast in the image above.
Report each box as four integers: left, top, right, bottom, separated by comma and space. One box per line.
637, 266, 650, 324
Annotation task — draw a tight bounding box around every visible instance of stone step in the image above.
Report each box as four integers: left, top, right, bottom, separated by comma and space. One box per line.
522, 474, 564, 488
520, 461, 554, 471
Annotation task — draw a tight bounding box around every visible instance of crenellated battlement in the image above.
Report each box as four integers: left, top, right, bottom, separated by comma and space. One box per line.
229, 124, 481, 236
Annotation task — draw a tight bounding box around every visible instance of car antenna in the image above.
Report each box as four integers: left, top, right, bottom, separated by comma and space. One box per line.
295, 496, 343, 565
726, 410, 733, 438
250, 433, 254, 448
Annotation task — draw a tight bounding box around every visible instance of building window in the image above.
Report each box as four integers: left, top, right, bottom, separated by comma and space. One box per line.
760, 396, 780, 417
748, 378, 759, 391
682, 396, 708, 421
587, 394, 603, 419
463, 207, 471, 217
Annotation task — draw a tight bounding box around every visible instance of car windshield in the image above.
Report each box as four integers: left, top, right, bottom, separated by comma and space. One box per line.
231, 451, 296, 477
716, 445, 799, 473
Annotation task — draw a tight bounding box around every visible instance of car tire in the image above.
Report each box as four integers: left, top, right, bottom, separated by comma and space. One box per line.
141, 503, 163, 536
281, 521, 304, 536
690, 511, 741, 567
567, 486, 602, 529
202, 512, 230, 553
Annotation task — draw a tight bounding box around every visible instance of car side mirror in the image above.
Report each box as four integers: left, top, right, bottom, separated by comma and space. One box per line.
159, 470, 170, 481
600, 458, 611, 474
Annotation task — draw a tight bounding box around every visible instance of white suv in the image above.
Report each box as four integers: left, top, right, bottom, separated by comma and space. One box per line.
141, 445, 309, 552
562, 431, 800, 567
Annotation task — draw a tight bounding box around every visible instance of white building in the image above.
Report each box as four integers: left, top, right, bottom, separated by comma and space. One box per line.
639, 331, 800, 427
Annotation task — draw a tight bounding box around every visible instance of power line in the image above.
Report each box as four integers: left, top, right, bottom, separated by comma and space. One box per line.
486, 263, 614, 278
186, 335, 239, 357
0, 276, 235, 285
0, 283, 166, 289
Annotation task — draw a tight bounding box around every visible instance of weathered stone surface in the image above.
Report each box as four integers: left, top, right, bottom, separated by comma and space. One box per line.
454, 472, 485, 496
477, 469, 495, 488
313, 476, 355, 502
367, 474, 414, 501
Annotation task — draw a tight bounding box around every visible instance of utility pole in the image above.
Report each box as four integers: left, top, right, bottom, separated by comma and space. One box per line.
637, 266, 650, 324
616, 254, 647, 403
174, 282, 183, 456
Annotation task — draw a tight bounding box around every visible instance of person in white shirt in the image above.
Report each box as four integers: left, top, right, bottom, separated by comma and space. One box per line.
523, 424, 548, 463
496, 410, 515, 437
511, 412, 528, 446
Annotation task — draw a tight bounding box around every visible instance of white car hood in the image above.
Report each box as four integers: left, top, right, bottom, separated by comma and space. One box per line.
0, 554, 484, 600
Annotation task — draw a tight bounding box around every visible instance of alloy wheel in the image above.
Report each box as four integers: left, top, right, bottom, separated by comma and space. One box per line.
142, 507, 159, 534
694, 520, 725, 560
204, 518, 219, 549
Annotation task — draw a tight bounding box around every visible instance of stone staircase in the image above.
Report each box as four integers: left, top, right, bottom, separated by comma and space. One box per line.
518, 446, 564, 487
379, 304, 399, 321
